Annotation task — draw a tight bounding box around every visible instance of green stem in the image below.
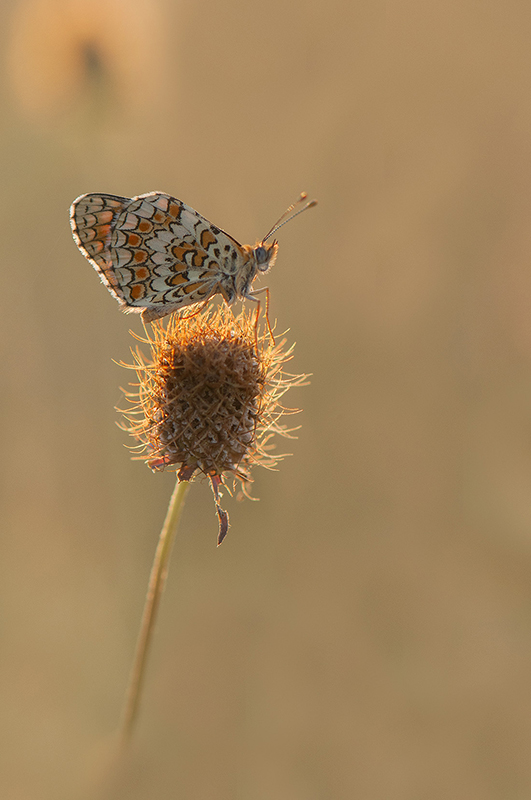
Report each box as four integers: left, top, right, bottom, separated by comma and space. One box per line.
120, 478, 190, 743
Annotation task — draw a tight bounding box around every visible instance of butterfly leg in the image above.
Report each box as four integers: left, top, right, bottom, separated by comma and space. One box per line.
178, 298, 211, 321
246, 287, 275, 347
142, 298, 212, 324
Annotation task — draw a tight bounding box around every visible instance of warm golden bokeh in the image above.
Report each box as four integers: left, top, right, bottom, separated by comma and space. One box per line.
6, 0, 170, 120
2, 0, 531, 797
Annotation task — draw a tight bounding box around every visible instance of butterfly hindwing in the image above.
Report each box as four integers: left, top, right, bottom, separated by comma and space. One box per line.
69, 193, 130, 299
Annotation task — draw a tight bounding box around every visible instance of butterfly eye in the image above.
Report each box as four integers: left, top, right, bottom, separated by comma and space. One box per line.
255, 246, 268, 264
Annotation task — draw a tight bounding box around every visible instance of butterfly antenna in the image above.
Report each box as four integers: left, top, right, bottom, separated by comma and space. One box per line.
262, 192, 318, 242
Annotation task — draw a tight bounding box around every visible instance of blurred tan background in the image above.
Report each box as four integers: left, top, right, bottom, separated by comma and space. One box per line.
2, 0, 531, 797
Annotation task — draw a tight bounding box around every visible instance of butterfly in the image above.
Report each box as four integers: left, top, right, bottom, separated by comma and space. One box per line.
69, 191, 316, 323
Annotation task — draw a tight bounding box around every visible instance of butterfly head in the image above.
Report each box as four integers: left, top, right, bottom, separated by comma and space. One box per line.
253, 240, 279, 273
256, 193, 317, 273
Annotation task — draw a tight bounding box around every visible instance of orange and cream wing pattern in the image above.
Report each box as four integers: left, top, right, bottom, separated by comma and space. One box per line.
69, 192, 251, 322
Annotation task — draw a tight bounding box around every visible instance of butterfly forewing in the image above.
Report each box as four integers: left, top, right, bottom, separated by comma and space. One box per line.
70, 192, 250, 321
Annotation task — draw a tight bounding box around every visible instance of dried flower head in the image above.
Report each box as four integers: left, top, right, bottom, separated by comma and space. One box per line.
119, 305, 306, 544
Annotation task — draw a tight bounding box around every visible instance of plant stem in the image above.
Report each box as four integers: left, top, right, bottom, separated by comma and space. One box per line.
120, 478, 190, 743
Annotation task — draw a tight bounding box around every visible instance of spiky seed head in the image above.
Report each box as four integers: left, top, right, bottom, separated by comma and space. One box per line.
119, 305, 306, 543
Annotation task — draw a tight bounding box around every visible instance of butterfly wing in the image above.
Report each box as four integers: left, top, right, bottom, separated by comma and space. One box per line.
69, 193, 130, 300
70, 192, 248, 320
